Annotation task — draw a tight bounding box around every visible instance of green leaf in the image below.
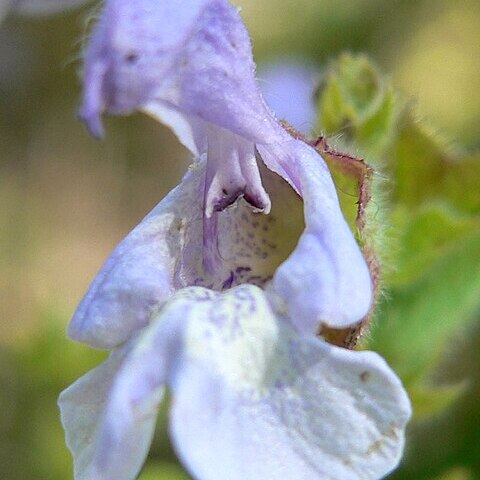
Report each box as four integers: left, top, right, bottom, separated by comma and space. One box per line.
369, 229, 480, 385
318, 75, 347, 136
317, 53, 399, 159
388, 204, 480, 286
317, 53, 480, 217
393, 117, 480, 214
356, 85, 397, 158
441, 153, 480, 215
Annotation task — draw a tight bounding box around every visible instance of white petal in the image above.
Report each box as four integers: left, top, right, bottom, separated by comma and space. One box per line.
62, 285, 410, 480
167, 285, 411, 480
59, 346, 130, 480
59, 316, 179, 480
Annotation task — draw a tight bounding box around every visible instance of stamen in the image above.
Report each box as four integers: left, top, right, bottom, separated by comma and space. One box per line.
202, 126, 271, 273
203, 126, 270, 217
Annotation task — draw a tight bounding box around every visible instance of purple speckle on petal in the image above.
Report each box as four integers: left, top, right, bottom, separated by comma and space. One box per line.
222, 271, 235, 290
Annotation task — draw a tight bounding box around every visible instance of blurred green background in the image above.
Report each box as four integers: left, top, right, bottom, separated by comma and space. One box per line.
0, 1, 479, 479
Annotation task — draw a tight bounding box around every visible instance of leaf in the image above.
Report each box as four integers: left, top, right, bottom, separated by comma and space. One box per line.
356, 85, 397, 158
317, 53, 399, 160
393, 117, 480, 215
388, 203, 480, 286
318, 75, 347, 136
368, 229, 480, 385
441, 153, 480, 215
317, 54, 480, 217
386, 323, 480, 479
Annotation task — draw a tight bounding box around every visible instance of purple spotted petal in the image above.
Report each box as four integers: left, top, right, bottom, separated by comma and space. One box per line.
69, 158, 306, 349
60, 288, 211, 480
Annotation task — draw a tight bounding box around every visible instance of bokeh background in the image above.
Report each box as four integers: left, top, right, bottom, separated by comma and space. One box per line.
0, 1, 479, 479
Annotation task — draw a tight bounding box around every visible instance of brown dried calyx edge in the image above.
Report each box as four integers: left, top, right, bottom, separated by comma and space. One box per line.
283, 122, 380, 350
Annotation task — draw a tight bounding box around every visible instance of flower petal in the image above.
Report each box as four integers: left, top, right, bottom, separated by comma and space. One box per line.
67, 166, 204, 349
59, 313, 180, 480
60, 289, 212, 480
203, 125, 271, 218
58, 345, 130, 480
70, 135, 370, 348
80, 0, 284, 144
143, 102, 207, 157
63, 284, 410, 480
69, 157, 307, 349
258, 137, 373, 332
76, 0, 371, 345
166, 285, 411, 480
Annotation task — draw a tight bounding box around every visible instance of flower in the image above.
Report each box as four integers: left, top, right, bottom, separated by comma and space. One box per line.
60, 285, 411, 480
72, 0, 373, 349
59, 1, 411, 479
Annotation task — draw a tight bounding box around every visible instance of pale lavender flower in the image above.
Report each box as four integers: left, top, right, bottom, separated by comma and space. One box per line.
59, 1, 411, 479
72, 0, 372, 349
